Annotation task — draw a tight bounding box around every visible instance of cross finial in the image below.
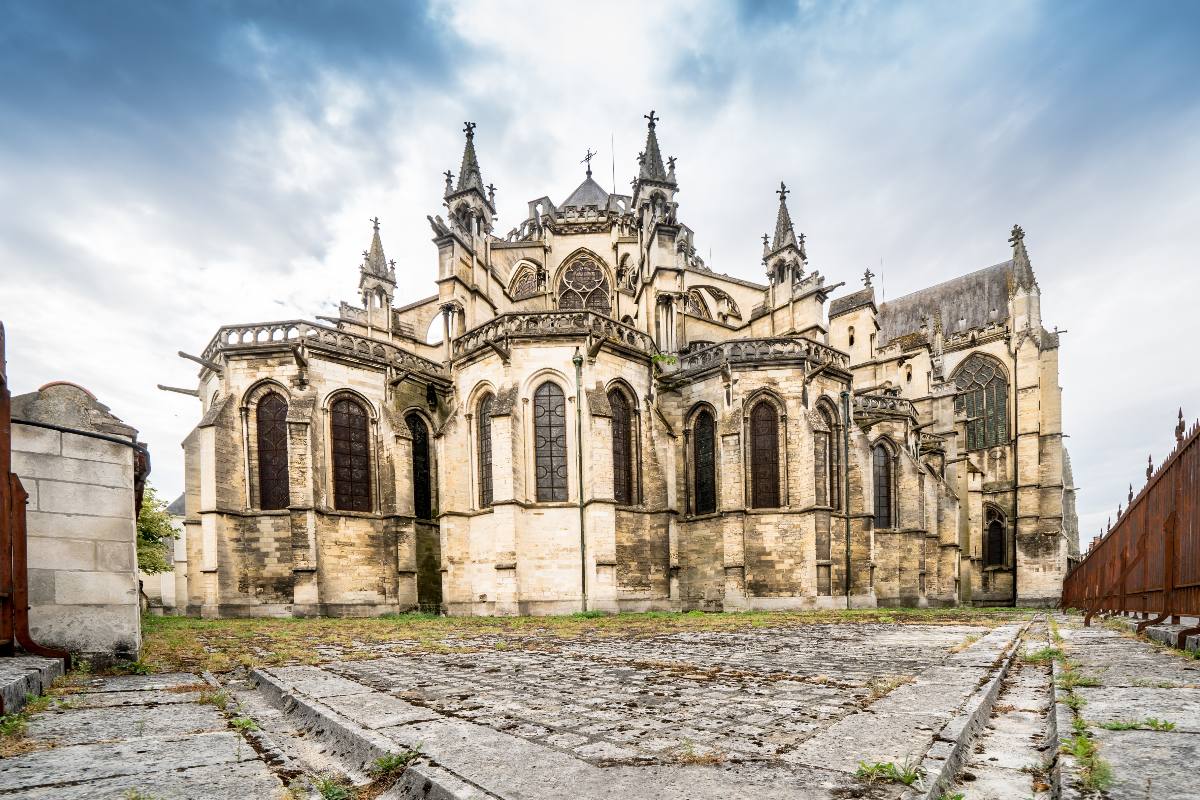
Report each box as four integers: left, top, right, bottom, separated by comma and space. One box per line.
762, 233, 769, 247
1177, 407, 1186, 444
667, 155, 677, 170
581, 148, 596, 176
443, 170, 454, 193
644, 110, 658, 128
362, 250, 369, 259
863, 268, 875, 287
370, 216, 381, 232
776, 181, 789, 201
486, 182, 496, 199
463, 121, 476, 137
1147, 453, 1154, 480
388, 259, 396, 269
1009, 224, 1025, 245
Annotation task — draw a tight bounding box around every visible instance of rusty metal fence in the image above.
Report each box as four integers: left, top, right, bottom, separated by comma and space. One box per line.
0, 322, 70, 694
1061, 409, 1200, 646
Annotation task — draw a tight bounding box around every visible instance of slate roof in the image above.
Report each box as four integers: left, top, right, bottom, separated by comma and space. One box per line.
166, 493, 186, 517
561, 175, 610, 209
828, 287, 876, 319
877, 261, 1014, 346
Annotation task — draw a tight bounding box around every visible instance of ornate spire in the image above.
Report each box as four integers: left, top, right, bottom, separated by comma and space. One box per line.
638, 110, 669, 182
363, 217, 390, 278
454, 121, 485, 195
771, 181, 798, 251
1010, 224, 1037, 291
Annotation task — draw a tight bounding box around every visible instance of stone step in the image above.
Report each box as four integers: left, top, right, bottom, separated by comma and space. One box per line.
945, 624, 1054, 800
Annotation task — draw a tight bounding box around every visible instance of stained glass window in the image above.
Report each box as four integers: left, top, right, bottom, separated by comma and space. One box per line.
609, 390, 634, 505
256, 392, 289, 510
407, 412, 432, 519
511, 268, 538, 301
556, 255, 612, 316
953, 354, 1009, 450
750, 402, 780, 508
693, 409, 716, 514
332, 397, 371, 512
534, 382, 568, 501
873, 443, 892, 529
477, 394, 494, 508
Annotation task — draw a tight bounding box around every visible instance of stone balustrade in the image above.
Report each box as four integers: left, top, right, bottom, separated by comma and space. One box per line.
853, 392, 917, 418
675, 336, 850, 374
201, 320, 447, 377
451, 312, 658, 359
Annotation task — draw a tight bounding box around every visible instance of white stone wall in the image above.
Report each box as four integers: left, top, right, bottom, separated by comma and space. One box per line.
13, 421, 140, 660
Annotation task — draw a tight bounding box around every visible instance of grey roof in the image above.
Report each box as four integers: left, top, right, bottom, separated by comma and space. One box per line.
166, 493, 186, 517
877, 261, 1013, 346
560, 175, 610, 209
828, 287, 875, 319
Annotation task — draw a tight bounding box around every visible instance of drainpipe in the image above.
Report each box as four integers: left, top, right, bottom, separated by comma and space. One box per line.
841, 390, 852, 608
573, 348, 588, 612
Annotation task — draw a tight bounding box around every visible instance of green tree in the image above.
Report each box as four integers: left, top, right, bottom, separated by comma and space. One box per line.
136, 484, 178, 574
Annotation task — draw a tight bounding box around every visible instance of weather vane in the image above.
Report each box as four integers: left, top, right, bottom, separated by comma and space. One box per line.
581, 148, 596, 177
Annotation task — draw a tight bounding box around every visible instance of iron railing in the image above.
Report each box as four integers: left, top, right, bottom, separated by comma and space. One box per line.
1061, 409, 1200, 646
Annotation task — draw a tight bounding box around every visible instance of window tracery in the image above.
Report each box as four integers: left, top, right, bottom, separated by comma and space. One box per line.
534, 382, 568, 501
477, 394, 494, 507
953, 354, 1008, 450
556, 254, 612, 316
872, 442, 893, 529
693, 409, 717, 515
750, 401, 780, 508
332, 397, 371, 512
256, 392, 289, 510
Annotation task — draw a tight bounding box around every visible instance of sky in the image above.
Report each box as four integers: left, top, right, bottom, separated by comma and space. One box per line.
1, 0, 1198, 546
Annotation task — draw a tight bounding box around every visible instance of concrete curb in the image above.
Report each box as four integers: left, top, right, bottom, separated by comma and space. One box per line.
250, 667, 492, 799
904, 622, 1026, 800
0, 656, 64, 715
1103, 614, 1200, 653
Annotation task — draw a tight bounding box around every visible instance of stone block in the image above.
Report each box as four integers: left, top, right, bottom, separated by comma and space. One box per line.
27, 537, 95, 572
54, 571, 137, 606
61, 434, 132, 465
96, 541, 135, 573
28, 604, 140, 658
37, 481, 133, 519
25, 511, 134, 542
27, 569, 55, 605
11, 426, 61, 456
12, 451, 133, 488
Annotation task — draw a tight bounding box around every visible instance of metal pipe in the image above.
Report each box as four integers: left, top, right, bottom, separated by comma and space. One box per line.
12, 418, 148, 455
841, 390, 852, 606
573, 348, 588, 612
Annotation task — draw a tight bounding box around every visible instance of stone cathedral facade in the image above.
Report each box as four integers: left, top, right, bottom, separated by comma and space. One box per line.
176, 114, 1078, 618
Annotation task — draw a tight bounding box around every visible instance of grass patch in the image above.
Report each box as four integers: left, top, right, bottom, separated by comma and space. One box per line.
1097, 717, 1176, 732
141, 607, 1034, 674
1057, 670, 1100, 690
230, 715, 258, 732
0, 681, 75, 757
854, 759, 924, 786
949, 633, 981, 653
1023, 646, 1064, 664
311, 774, 354, 800
864, 674, 914, 703
368, 748, 421, 784
197, 689, 229, 710
1060, 731, 1114, 792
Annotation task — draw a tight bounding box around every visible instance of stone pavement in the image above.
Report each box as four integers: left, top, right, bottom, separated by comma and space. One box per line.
1055, 615, 1200, 800
0, 672, 289, 799
243, 621, 1025, 799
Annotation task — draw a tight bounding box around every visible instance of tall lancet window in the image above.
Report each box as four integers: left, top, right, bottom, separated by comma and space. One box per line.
477, 393, 494, 508
693, 409, 717, 515
609, 389, 634, 505
406, 412, 433, 520
814, 405, 840, 510
750, 401, 780, 509
256, 392, 290, 510
985, 506, 1007, 567
534, 382, 568, 502
332, 397, 371, 512
872, 442, 893, 529
556, 254, 612, 316
953, 353, 1009, 450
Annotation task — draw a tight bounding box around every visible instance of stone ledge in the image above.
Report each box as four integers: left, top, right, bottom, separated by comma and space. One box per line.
0, 656, 64, 715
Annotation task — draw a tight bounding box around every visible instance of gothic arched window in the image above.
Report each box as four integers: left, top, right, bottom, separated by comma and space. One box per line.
406, 412, 433, 519
331, 397, 371, 512
556, 254, 612, 316
609, 389, 634, 505
814, 405, 840, 510
477, 394, 494, 508
750, 401, 781, 508
693, 409, 717, 515
873, 442, 893, 529
510, 266, 538, 301
985, 506, 1006, 567
533, 382, 568, 501
256, 391, 290, 510
953, 353, 1009, 450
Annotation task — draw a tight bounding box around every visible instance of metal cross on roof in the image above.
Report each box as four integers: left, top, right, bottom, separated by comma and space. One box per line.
863, 268, 875, 287
370, 216, 381, 231
777, 181, 789, 201
581, 148, 596, 176
463, 121, 476, 136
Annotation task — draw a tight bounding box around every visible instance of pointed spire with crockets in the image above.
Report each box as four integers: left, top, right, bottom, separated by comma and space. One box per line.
771, 181, 799, 252
362, 217, 392, 279
1010, 224, 1038, 291
454, 121, 485, 195
638, 110, 670, 183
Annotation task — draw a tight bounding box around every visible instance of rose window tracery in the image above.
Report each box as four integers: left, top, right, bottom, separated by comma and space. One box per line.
557, 255, 612, 316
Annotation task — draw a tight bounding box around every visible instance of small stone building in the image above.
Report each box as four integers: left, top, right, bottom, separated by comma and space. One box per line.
11, 382, 147, 660
177, 114, 1077, 617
